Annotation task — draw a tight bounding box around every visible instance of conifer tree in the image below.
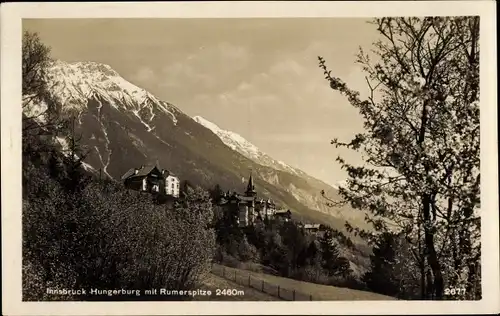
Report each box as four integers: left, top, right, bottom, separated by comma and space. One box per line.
319, 230, 351, 277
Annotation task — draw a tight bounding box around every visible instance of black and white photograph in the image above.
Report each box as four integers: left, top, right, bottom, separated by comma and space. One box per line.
1, 1, 498, 315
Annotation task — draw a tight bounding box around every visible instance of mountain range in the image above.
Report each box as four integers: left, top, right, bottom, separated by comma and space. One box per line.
25, 60, 369, 235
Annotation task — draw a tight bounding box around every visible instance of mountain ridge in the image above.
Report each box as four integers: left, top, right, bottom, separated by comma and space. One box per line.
192, 115, 345, 189
193, 115, 306, 177
192, 115, 364, 223
30, 59, 368, 234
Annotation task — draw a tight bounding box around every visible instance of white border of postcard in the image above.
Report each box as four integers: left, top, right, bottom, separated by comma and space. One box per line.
1, 1, 498, 315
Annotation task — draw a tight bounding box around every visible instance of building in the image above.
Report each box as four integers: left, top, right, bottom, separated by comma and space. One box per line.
299, 223, 322, 232
274, 209, 293, 222
219, 174, 291, 227
121, 165, 180, 198
163, 169, 180, 197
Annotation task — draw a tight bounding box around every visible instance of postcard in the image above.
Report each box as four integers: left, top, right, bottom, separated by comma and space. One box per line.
1, 1, 498, 315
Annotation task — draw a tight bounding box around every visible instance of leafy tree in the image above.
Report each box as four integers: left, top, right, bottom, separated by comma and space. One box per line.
23, 130, 217, 300
212, 202, 243, 252
22, 31, 67, 158
237, 235, 259, 262
180, 179, 194, 196
120, 186, 216, 294
22, 31, 63, 130
319, 17, 480, 299
22, 31, 51, 105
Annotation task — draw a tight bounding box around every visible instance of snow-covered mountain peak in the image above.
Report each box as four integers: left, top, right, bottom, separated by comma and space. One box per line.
73, 61, 117, 73
193, 116, 259, 155
193, 115, 303, 176
47, 60, 147, 105
42, 60, 179, 125
193, 116, 223, 134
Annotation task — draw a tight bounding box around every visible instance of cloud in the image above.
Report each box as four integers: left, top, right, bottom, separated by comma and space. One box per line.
302, 40, 335, 58
159, 42, 251, 92
269, 58, 306, 77
236, 81, 252, 92
161, 62, 215, 89
209, 57, 310, 108
131, 66, 156, 83
157, 38, 364, 150
209, 53, 345, 114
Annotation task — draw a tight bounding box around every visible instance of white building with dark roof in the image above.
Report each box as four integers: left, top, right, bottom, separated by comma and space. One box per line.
121, 164, 180, 198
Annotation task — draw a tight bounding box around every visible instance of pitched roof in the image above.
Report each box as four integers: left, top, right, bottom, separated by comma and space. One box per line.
125, 165, 162, 178
239, 196, 255, 202
134, 165, 155, 177
162, 169, 177, 177
228, 194, 255, 202
121, 168, 136, 180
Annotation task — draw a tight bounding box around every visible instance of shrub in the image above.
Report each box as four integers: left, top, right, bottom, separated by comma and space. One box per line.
237, 235, 259, 262
22, 148, 216, 300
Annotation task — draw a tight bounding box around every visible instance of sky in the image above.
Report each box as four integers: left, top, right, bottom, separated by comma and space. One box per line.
23, 18, 381, 187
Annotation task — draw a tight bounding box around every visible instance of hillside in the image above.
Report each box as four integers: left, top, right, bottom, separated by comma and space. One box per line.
194, 115, 369, 227
197, 273, 281, 301
213, 264, 396, 301
28, 60, 369, 234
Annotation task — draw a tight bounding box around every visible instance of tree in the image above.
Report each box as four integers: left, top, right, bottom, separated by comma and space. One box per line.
319, 17, 480, 299
278, 222, 306, 270
319, 230, 351, 278
23, 149, 217, 300
305, 240, 319, 266
209, 183, 224, 203
22, 31, 59, 124
236, 235, 259, 262
363, 232, 421, 299
22, 31, 66, 152
180, 180, 194, 197
22, 31, 51, 105
60, 116, 91, 192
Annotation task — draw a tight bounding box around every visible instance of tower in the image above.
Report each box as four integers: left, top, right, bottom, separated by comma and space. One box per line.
244, 172, 256, 225
245, 172, 256, 197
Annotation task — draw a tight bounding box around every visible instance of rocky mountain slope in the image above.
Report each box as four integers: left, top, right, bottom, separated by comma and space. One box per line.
193, 116, 367, 225
29, 60, 367, 232
193, 116, 305, 177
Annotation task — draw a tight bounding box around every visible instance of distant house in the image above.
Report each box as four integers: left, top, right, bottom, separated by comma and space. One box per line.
121, 165, 180, 198
300, 223, 322, 232
218, 173, 290, 227
163, 169, 180, 197
274, 209, 292, 222
255, 198, 278, 221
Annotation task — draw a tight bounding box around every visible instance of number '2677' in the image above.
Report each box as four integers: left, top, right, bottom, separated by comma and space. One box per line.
445, 287, 466, 295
